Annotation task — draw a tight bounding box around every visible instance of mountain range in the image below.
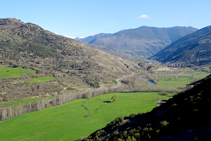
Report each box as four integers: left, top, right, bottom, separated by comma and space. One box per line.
150, 25, 211, 66
77, 26, 197, 58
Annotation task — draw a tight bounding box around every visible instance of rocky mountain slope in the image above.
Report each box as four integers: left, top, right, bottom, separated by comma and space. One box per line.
78, 26, 197, 58
78, 33, 113, 43
82, 75, 211, 141
0, 18, 141, 102
150, 25, 211, 66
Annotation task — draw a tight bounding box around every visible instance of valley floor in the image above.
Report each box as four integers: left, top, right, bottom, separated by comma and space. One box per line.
0, 92, 172, 141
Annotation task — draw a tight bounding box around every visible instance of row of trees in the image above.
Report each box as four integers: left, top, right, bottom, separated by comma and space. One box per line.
0, 83, 180, 121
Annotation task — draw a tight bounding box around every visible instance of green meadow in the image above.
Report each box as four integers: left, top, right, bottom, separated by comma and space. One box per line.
156, 71, 210, 88
157, 75, 195, 88
0, 92, 172, 141
0, 67, 35, 78
27, 77, 56, 83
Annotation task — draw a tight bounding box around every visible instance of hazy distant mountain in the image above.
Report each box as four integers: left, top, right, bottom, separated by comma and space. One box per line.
89, 44, 143, 62
77, 26, 197, 58
150, 25, 211, 66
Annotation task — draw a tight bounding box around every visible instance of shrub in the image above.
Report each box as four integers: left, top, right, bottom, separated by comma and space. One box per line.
112, 80, 118, 84
12, 65, 18, 68
66, 87, 76, 90
159, 120, 169, 127
161, 91, 168, 96
111, 95, 118, 102
134, 133, 140, 139
156, 129, 160, 134
123, 131, 128, 138
129, 114, 136, 118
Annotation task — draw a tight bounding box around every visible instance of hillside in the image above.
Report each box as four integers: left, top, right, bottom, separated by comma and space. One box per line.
78, 26, 197, 58
150, 25, 211, 66
0, 18, 141, 102
89, 44, 143, 62
82, 75, 211, 140
77, 33, 113, 43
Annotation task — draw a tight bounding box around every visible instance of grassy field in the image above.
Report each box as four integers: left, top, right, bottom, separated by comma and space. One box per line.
0, 92, 172, 141
154, 71, 210, 88
0, 67, 35, 78
157, 75, 195, 88
27, 77, 56, 83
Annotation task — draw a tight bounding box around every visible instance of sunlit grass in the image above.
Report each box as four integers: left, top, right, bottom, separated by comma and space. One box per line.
0, 92, 172, 141
27, 77, 56, 83
0, 67, 35, 78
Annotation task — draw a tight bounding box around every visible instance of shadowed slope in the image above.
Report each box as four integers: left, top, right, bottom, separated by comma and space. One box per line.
150, 25, 211, 66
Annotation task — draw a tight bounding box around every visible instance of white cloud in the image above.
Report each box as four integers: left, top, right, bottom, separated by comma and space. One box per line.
138, 14, 150, 19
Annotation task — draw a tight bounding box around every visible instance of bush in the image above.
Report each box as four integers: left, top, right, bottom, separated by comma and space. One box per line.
111, 95, 118, 102
112, 80, 118, 84
66, 87, 76, 90
6, 69, 11, 72
161, 91, 168, 96
159, 120, 169, 127
12, 65, 18, 68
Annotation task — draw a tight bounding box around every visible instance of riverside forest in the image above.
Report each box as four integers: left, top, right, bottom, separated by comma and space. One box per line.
0, 17, 211, 141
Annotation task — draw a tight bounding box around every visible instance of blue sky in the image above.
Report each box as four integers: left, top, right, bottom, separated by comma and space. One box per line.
1, 0, 211, 37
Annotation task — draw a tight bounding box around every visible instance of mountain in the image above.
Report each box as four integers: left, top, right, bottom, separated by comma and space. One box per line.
0, 18, 141, 101
82, 75, 211, 141
150, 25, 211, 66
77, 33, 113, 43
89, 44, 143, 62
78, 26, 197, 58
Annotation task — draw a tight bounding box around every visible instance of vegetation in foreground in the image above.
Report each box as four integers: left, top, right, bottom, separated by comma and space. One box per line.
82, 76, 211, 140
0, 92, 172, 141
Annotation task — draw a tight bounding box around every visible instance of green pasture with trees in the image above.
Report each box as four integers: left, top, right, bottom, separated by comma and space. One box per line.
149, 69, 210, 89
0, 92, 173, 141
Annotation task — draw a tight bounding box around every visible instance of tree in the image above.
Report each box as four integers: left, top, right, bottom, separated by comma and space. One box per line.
111, 95, 118, 102
175, 75, 178, 81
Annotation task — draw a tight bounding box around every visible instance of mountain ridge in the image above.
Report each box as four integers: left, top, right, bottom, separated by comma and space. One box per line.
77, 26, 197, 58
150, 25, 211, 66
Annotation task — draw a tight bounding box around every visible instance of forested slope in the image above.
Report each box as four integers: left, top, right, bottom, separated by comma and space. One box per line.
150, 25, 211, 66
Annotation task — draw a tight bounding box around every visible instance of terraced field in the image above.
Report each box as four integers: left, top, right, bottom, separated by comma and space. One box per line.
27, 77, 56, 83
0, 67, 35, 78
